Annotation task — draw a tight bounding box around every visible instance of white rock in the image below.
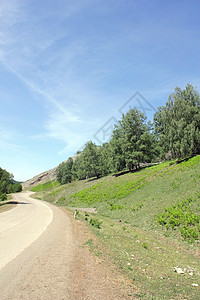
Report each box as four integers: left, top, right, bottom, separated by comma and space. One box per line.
192, 283, 199, 287
174, 267, 185, 274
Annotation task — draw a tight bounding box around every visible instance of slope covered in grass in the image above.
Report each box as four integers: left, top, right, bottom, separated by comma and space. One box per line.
32, 156, 200, 299
31, 180, 60, 192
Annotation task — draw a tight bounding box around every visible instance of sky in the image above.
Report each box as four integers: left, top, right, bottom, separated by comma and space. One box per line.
0, 0, 199, 181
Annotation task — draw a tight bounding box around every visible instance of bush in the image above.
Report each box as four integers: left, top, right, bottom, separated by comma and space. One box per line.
0, 193, 7, 201
89, 218, 102, 229
157, 196, 200, 242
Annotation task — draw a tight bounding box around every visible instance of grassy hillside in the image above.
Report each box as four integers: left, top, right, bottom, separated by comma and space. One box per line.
32, 156, 200, 299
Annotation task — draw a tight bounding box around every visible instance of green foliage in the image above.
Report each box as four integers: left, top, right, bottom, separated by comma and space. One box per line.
154, 84, 200, 159
110, 108, 156, 171
11, 182, 22, 193
157, 196, 200, 242
0, 193, 7, 201
0, 167, 22, 197
99, 142, 113, 175
54, 84, 200, 189
72, 155, 87, 180
72, 142, 103, 181
109, 202, 124, 210
56, 157, 73, 184
89, 218, 102, 229
81, 141, 102, 179
142, 243, 148, 250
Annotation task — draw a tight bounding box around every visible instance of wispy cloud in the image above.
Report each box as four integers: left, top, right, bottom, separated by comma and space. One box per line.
0, 1, 88, 153
0, 129, 22, 151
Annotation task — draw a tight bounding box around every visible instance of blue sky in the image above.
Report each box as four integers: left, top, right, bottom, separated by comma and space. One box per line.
0, 0, 199, 181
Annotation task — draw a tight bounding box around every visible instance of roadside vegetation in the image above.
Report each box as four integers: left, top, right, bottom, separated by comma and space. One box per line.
31, 84, 200, 299
0, 167, 22, 204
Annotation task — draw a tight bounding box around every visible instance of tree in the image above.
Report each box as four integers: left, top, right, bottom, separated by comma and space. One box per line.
0, 167, 22, 197
72, 155, 87, 180
99, 143, 113, 176
111, 108, 154, 171
56, 157, 73, 184
109, 125, 126, 172
0, 193, 7, 201
154, 84, 200, 159
81, 141, 102, 179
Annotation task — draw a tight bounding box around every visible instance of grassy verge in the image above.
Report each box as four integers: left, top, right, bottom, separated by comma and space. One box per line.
32, 156, 200, 299
0, 195, 16, 213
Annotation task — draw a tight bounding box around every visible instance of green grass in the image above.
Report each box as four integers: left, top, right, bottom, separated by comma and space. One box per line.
30, 180, 60, 192
32, 156, 200, 299
157, 195, 200, 242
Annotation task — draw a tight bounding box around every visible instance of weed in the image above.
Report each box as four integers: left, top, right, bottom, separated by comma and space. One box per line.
84, 238, 93, 246
89, 218, 102, 229
142, 243, 148, 250
157, 196, 200, 242
94, 250, 102, 256
110, 203, 124, 210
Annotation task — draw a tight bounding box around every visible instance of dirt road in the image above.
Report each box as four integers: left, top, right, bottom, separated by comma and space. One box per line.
0, 192, 53, 270
0, 192, 134, 299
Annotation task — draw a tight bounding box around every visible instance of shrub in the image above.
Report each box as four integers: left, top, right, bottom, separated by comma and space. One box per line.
89, 218, 102, 229
157, 196, 200, 242
0, 193, 7, 201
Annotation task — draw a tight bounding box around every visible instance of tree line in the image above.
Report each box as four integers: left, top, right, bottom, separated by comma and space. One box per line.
56, 84, 200, 184
0, 168, 22, 201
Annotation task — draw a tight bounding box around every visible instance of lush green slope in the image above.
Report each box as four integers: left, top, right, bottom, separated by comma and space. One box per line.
30, 180, 60, 192
33, 156, 200, 299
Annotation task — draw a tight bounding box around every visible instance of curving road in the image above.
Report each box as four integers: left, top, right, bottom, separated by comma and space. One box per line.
0, 191, 76, 300
0, 191, 53, 270
0, 192, 133, 299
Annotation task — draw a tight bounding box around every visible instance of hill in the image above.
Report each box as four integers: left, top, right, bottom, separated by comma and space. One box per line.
22, 166, 57, 190
30, 155, 200, 299
22, 154, 81, 190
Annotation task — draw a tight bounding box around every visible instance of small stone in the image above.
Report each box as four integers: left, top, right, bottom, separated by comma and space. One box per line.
189, 272, 193, 276
127, 263, 131, 266
174, 267, 185, 274
192, 283, 199, 287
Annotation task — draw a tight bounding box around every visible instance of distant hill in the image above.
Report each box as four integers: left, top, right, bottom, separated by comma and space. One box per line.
22, 153, 80, 190
22, 166, 57, 190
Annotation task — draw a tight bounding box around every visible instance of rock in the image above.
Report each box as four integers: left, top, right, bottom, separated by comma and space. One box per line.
174, 267, 185, 274
192, 283, 199, 287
